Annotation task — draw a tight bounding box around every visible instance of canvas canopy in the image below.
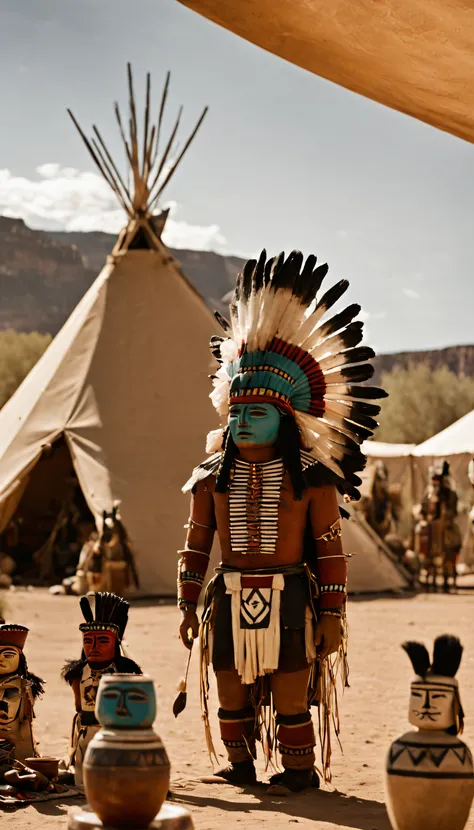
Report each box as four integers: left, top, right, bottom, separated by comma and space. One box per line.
179, 0, 474, 144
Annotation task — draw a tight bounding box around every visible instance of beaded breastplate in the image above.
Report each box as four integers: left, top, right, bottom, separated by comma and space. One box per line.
229, 458, 284, 555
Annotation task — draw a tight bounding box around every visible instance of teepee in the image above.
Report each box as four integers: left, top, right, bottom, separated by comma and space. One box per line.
0, 66, 217, 594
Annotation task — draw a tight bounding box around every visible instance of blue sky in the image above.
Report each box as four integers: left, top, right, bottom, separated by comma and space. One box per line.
1, 0, 473, 354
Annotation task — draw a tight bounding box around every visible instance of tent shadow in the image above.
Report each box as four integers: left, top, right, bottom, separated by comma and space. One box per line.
171, 786, 391, 830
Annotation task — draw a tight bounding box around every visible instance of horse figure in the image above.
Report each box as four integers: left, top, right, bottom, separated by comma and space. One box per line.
84, 502, 139, 595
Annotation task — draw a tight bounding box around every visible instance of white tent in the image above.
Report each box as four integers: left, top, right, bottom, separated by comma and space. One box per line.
0, 68, 216, 595
412, 411, 474, 566
412, 409, 474, 497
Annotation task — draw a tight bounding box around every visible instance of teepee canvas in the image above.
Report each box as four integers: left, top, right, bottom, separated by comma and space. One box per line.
179, 0, 474, 145
0, 67, 217, 594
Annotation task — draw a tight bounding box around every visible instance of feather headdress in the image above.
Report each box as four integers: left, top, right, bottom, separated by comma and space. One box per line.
79, 592, 130, 641
208, 249, 387, 499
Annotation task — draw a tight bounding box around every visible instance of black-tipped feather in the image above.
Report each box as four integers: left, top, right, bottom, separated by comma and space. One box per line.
214, 311, 231, 332
324, 364, 375, 385
327, 384, 387, 400
315, 278, 349, 314
80, 596, 93, 623
432, 635, 463, 678
402, 641, 431, 677
253, 249, 267, 293
316, 304, 361, 341
295, 254, 318, 303
320, 322, 364, 354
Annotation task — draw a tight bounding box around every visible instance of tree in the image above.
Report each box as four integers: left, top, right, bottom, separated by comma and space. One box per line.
0, 330, 52, 409
376, 363, 474, 444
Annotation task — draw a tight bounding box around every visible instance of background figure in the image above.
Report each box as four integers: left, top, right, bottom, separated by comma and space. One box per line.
414, 461, 461, 592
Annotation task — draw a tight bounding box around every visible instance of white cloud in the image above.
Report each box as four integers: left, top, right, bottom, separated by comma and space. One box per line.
0, 165, 227, 252
403, 287, 421, 300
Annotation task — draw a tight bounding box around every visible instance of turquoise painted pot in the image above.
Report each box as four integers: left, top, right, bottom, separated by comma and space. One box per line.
95, 674, 156, 729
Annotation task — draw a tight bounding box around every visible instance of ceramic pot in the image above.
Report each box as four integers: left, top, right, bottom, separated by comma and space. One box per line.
83, 674, 170, 828
385, 729, 474, 830
24, 756, 59, 780
83, 726, 170, 828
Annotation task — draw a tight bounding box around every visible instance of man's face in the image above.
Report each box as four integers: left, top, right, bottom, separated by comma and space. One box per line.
409, 681, 456, 731
83, 630, 117, 664
0, 646, 20, 676
0, 678, 23, 729
228, 403, 281, 448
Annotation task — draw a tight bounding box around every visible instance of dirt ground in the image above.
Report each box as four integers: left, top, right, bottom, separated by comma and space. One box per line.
1, 587, 474, 830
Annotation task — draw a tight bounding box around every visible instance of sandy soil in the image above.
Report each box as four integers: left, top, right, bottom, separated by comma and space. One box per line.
1, 587, 474, 830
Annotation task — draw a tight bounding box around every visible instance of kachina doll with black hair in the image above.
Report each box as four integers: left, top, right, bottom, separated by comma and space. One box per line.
0, 622, 44, 763
62, 592, 142, 785
386, 634, 474, 830
176, 249, 387, 794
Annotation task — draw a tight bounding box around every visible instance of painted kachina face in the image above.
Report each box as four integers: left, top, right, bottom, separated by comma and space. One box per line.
96, 674, 156, 728
228, 403, 281, 448
0, 677, 23, 728
409, 678, 458, 732
82, 630, 118, 665
0, 645, 21, 675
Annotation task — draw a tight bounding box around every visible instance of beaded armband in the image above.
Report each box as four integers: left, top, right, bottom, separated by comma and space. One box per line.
177, 548, 210, 607
314, 517, 347, 611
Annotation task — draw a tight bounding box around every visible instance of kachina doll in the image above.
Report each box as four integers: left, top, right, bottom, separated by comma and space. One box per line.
177, 249, 386, 794
0, 622, 44, 763
385, 634, 474, 830
62, 592, 142, 785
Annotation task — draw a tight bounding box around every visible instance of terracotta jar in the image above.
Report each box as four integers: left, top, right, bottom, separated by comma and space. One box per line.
385, 635, 474, 830
83, 674, 170, 828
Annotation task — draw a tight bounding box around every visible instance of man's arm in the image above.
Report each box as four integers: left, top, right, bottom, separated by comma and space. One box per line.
178, 478, 216, 649
309, 485, 347, 659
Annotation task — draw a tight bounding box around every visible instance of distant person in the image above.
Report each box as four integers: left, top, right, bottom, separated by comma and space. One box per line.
415, 461, 461, 592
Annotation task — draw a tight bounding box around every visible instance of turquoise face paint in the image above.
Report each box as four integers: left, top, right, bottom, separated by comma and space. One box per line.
96, 675, 156, 728
228, 403, 281, 448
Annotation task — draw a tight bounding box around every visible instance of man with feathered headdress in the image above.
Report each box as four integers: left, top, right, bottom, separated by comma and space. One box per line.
177, 250, 386, 794
62, 592, 142, 785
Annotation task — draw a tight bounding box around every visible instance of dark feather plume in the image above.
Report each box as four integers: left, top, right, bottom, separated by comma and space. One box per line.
321, 322, 364, 353
315, 278, 349, 313
317, 304, 361, 340
402, 641, 431, 678
214, 311, 231, 332
80, 596, 94, 623
432, 635, 463, 678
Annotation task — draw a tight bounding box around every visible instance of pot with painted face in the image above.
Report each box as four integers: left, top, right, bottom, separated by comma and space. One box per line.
385, 635, 474, 830
83, 674, 170, 829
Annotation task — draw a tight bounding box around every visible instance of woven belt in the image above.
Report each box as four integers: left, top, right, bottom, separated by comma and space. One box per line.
215, 562, 305, 577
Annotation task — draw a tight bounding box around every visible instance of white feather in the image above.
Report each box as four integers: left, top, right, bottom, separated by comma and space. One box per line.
206, 428, 225, 453
210, 380, 230, 416
220, 339, 239, 363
